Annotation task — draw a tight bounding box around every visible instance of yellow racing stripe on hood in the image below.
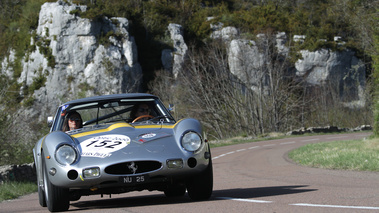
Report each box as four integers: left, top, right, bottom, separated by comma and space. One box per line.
72, 122, 176, 138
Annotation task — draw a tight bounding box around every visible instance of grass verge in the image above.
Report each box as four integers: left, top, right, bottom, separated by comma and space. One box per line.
0, 182, 37, 202
288, 137, 379, 171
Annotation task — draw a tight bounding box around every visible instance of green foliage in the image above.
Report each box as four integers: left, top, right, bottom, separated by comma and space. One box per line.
373, 17, 379, 136
0, 107, 38, 165
29, 73, 47, 93
0, 0, 46, 68
0, 182, 37, 202
35, 37, 56, 68
22, 96, 35, 108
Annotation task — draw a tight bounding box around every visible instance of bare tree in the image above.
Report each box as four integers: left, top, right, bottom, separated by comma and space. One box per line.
169, 37, 304, 139
150, 31, 372, 140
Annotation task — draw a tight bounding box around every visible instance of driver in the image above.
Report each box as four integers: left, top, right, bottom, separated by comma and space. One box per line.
130, 103, 152, 122
62, 111, 83, 131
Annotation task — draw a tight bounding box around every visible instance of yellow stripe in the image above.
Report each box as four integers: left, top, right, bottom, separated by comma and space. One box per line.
72, 122, 176, 138
134, 124, 175, 129
40, 135, 48, 149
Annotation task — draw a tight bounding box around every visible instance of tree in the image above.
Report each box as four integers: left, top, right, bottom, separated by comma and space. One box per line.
373, 12, 379, 136
150, 36, 306, 140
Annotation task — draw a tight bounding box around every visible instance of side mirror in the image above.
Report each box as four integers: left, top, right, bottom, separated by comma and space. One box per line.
47, 116, 54, 128
168, 104, 174, 112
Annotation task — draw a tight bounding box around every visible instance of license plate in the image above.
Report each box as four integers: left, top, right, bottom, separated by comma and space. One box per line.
119, 174, 149, 184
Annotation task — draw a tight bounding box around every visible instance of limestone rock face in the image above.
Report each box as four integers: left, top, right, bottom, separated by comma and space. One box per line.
211, 24, 239, 41
3, 1, 142, 119
295, 49, 365, 106
226, 32, 365, 106
161, 24, 188, 78
228, 39, 268, 93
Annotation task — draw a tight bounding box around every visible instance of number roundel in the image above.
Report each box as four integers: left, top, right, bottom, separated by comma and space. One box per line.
80, 135, 130, 158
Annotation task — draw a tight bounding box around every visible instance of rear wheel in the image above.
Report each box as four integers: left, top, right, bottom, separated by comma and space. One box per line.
42, 153, 70, 212
186, 157, 213, 201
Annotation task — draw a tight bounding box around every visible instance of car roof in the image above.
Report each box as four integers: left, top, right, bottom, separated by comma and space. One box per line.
62, 93, 158, 106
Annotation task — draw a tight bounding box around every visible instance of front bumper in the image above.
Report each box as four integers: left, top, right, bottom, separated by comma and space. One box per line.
43, 153, 210, 190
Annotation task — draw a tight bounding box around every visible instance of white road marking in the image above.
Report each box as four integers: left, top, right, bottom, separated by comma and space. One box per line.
290, 203, 379, 210
301, 138, 320, 142
218, 197, 272, 203
326, 136, 348, 139
236, 149, 246, 152
280, 141, 295, 145
217, 197, 379, 210
248, 146, 259, 149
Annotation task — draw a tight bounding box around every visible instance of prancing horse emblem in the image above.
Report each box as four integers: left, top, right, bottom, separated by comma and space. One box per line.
127, 162, 138, 174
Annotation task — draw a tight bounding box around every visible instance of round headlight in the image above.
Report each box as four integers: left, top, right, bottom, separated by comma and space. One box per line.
55, 145, 77, 165
181, 132, 202, 152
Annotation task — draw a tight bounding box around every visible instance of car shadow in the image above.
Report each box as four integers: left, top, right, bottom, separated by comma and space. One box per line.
213, 185, 316, 199
70, 185, 316, 211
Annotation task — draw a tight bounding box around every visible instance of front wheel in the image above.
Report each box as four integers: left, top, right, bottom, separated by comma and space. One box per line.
37, 173, 46, 207
186, 157, 213, 201
42, 153, 70, 212
164, 182, 186, 197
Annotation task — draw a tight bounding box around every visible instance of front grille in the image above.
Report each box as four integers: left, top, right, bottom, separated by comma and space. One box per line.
104, 161, 162, 175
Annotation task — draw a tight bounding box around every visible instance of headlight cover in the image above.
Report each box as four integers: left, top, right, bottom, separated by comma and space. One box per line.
181, 131, 202, 152
55, 145, 77, 165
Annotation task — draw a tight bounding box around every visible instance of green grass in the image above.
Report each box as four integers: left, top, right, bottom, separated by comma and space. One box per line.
288, 137, 379, 171
209, 132, 287, 148
0, 182, 37, 202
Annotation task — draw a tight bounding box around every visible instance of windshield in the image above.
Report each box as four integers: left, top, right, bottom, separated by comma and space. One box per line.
52, 98, 175, 132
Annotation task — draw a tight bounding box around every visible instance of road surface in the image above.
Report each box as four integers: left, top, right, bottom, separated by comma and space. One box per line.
1, 132, 378, 213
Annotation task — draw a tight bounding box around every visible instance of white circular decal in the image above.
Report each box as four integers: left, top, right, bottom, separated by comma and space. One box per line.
80, 134, 130, 158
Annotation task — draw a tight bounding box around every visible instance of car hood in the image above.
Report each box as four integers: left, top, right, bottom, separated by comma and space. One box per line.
68, 122, 179, 164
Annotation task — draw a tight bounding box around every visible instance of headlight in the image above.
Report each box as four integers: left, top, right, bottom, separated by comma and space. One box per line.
83, 167, 100, 178
55, 145, 77, 165
181, 131, 202, 152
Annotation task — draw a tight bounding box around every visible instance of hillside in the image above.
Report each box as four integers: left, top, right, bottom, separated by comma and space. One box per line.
0, 0, 378, 165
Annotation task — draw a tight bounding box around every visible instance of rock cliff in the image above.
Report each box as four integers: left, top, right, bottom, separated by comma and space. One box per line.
217, 27, 366, 106
2, 1, 142, 119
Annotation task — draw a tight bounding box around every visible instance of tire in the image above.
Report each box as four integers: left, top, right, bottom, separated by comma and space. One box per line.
69, 193, 81, 201
36, 161, 47, 207
42, 153, 70, 212
164, 182, 186, 197
186, 157, 213, 201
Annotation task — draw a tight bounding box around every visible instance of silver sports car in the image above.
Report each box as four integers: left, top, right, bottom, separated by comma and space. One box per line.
33, 93, 213, 212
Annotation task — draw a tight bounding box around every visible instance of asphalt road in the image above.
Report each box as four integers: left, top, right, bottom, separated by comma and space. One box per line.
1, 132, 378, 213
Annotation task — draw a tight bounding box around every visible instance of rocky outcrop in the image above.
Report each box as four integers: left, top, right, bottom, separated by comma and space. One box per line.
295, 49, 366, 107
228, 39, 268, 93
1, 1, 142, 120
161, 23, 188, 78
0, 163, 36, 183
286, 125, 372, 135
210, 22, 239, 41
223, 30, 366, 106
161, 22, 366, 107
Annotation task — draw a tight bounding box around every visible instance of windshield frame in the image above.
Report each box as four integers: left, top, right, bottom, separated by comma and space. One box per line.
51, 96, 175, 132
